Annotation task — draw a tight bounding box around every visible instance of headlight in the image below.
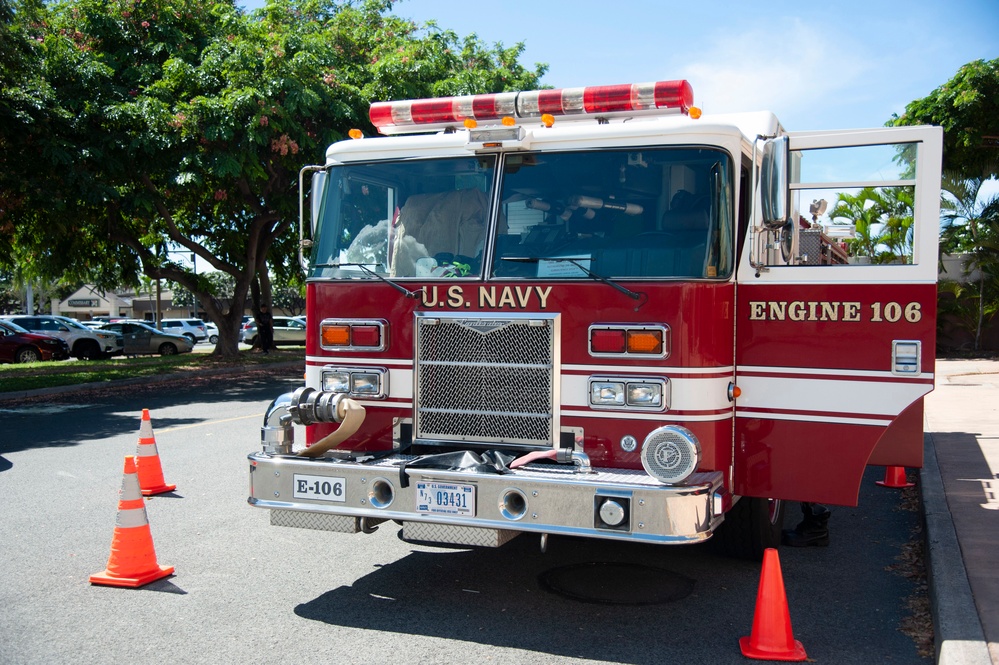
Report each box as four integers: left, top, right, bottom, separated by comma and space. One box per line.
590, 381, 625, 406
627, 382, 663, 408
350, 372, 381, 396
322, 367, 387, 399
588, 377, 668, 411
323, 371, 351, 393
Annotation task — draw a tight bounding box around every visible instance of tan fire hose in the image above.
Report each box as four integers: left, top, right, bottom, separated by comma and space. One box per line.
297, 398, 366, 458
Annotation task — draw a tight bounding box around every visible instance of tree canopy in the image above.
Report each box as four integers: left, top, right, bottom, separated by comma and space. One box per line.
890, 58, 999, 181
1, 0, 546, 354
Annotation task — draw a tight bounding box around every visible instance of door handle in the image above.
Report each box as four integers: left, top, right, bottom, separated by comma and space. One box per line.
891, 340, 921, 375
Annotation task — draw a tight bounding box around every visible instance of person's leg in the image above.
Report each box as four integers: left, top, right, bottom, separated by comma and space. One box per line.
782, 501, 830, 547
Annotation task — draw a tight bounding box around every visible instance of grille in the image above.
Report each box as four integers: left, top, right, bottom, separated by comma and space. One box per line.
415, 313, 558, 446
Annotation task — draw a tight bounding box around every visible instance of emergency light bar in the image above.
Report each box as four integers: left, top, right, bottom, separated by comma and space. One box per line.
369, 80, 694, 135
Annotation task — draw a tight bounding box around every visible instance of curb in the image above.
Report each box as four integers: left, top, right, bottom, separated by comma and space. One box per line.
921, 432, 992, 665
0, 361, 302, 403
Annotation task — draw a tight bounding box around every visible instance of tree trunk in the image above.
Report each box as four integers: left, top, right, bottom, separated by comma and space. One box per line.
212, 312, 244, 357
976, 272, 985, 351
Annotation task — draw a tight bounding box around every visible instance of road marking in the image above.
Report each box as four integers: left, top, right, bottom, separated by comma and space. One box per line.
157, 413, 264, 433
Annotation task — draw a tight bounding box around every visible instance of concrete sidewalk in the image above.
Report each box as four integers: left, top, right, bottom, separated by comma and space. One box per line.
922, 359, 999, 665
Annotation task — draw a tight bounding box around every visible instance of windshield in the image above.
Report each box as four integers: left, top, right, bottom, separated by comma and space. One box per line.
58, 317, 88, 330
0, 320, 30, 334
310, 147, 732, 281
310, 156, 497, 279
493, 148, 732, 279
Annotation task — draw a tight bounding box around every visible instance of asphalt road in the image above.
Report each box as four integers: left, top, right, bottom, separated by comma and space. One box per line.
0, 370, 929, 664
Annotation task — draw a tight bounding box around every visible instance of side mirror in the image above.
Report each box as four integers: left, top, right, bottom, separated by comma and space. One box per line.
310, 171, 327, 236
760, 136, 789, 229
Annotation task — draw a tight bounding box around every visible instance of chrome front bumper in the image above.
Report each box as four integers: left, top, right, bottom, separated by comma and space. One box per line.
248, 452, 726, 545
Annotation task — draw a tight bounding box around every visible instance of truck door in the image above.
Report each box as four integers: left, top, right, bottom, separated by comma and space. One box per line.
734, 126, 943, 506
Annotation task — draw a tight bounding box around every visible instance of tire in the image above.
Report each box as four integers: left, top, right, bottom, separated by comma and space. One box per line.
246, 335, 258, 346
158, 342, 178, 356
15, 346, 42, 363
209, 334, 218, 344
74, 339, 102, 360
183, 333, 196, 343
712, 496, 785, 561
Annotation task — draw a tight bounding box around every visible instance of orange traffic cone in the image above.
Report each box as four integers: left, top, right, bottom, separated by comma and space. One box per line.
135, 408, 176, 496
876, 466, 915, 488
739, 548, 807, 661
90, 456, 174, 588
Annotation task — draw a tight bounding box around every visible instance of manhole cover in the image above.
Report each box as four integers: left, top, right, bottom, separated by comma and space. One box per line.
538, 561, 695, 605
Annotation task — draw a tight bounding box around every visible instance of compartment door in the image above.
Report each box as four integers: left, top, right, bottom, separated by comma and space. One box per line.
734, 125, 942, 506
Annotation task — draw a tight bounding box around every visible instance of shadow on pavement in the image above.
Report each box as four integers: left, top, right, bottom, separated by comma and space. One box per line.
0, 369, 303, 456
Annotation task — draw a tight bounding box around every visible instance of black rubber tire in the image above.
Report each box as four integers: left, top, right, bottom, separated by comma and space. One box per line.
209, 334, 218, 344
74, 339, 101, 360
158, 342, 178, 356
15, 346, 42, 363
183, 333, 196, 342
712, 496, 785, 561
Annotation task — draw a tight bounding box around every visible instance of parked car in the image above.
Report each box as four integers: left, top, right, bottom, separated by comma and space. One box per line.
158, 318, 208, 343
204, 322, 219, 345
98, 321, 194, 356
0, 314, 123, 359
240, 315, 307, 346
0, 320, 71, 363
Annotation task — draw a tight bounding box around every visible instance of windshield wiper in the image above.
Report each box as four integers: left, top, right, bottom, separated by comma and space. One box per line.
501, 256, 646, 305
316, 262, 424, 299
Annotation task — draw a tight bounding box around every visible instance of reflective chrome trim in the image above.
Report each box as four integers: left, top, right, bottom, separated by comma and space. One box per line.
321, 365, 389, 400
318, 318, 388, 352
891, 340, 921, 376
414, 312, 560, 447
641, 425, 701, 485
587, 376, 669, 412
248, 451, 723, 544
261, 392, 296, 454
587, 323, 670, 359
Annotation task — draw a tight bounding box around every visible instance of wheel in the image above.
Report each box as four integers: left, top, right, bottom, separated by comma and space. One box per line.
74, 340, 101, 360
209, 334, 218, 344
158, 342, 178, 356
246, 335, 258, 346
183, 333, 196, 343
712, 496, 785, 561
15, 346, 42, 363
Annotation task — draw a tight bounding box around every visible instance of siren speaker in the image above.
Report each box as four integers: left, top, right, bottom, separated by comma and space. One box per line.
641, 425, 701, 485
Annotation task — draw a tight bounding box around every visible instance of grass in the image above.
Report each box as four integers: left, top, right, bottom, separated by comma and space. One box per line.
0, 347, 303, 394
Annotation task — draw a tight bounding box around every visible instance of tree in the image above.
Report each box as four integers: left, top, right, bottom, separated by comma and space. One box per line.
939, 175, 999, 350
890, 58, 999, 181
2, 0, 546, 356
830, 187, 914, 264
0, 0, 63, 272
272, 284, 305, 317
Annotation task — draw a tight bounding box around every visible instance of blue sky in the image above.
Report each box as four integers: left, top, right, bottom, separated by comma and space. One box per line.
241, 0, 997, 133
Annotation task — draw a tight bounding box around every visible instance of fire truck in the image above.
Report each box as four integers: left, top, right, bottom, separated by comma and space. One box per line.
248, 80, 942, 559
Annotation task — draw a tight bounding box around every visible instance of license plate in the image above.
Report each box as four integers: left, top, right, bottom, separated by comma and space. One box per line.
416, 482, 476, 516
293, 474, 346, 502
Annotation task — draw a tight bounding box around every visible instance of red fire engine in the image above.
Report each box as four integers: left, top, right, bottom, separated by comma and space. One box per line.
248, 80, 942, 559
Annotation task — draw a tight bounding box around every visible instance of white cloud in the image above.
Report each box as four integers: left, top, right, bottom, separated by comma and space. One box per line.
675, 18, 872, 128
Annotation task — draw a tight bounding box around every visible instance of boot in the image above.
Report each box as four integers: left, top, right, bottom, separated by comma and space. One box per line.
782, 502, 830, 547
